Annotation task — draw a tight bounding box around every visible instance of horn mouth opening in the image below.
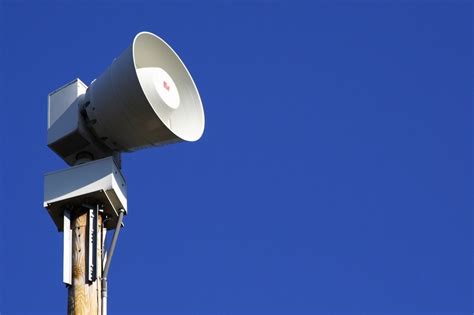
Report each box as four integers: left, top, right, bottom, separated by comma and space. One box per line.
132, 32, 205, 142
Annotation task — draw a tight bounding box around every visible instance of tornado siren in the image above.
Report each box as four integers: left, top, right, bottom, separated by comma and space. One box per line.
43, 31, 205, 315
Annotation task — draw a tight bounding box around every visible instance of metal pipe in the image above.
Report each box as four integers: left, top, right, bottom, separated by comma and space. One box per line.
101, 209, 125, 315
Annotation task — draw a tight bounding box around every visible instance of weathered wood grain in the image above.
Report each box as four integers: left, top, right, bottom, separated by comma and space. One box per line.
67, 210, 103, 315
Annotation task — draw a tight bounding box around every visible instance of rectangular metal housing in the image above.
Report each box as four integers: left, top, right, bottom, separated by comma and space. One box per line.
44, 157, 127, 230
48, 79, 87, 129
47, 78, 113, 166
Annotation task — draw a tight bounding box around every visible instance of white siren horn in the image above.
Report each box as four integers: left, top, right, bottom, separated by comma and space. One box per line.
84, 31, 205, 152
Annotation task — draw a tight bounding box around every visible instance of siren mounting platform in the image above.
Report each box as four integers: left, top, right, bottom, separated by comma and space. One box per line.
44, 156, 127, 231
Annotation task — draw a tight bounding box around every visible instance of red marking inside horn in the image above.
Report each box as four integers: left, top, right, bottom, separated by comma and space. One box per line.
163, 81, 170, 91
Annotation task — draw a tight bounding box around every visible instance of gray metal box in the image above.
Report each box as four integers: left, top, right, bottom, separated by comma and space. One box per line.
47, 79, 113, 166
48, 79, 87, 128
44, 157, 127, 230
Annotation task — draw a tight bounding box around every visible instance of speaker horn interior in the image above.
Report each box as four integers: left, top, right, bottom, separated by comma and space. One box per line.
85, 31, 205, 152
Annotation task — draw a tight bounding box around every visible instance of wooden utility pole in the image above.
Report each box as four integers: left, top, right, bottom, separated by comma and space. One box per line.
67, 209, 104, 315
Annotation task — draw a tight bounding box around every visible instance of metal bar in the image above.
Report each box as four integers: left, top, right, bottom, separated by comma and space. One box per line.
101, 209, 125, 315
63, 208, 72, 285
87, 207, 98, 282
102, 209, 125, 279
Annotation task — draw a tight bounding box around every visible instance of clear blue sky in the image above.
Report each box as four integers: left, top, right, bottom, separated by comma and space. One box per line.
0, 0, 471, 314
